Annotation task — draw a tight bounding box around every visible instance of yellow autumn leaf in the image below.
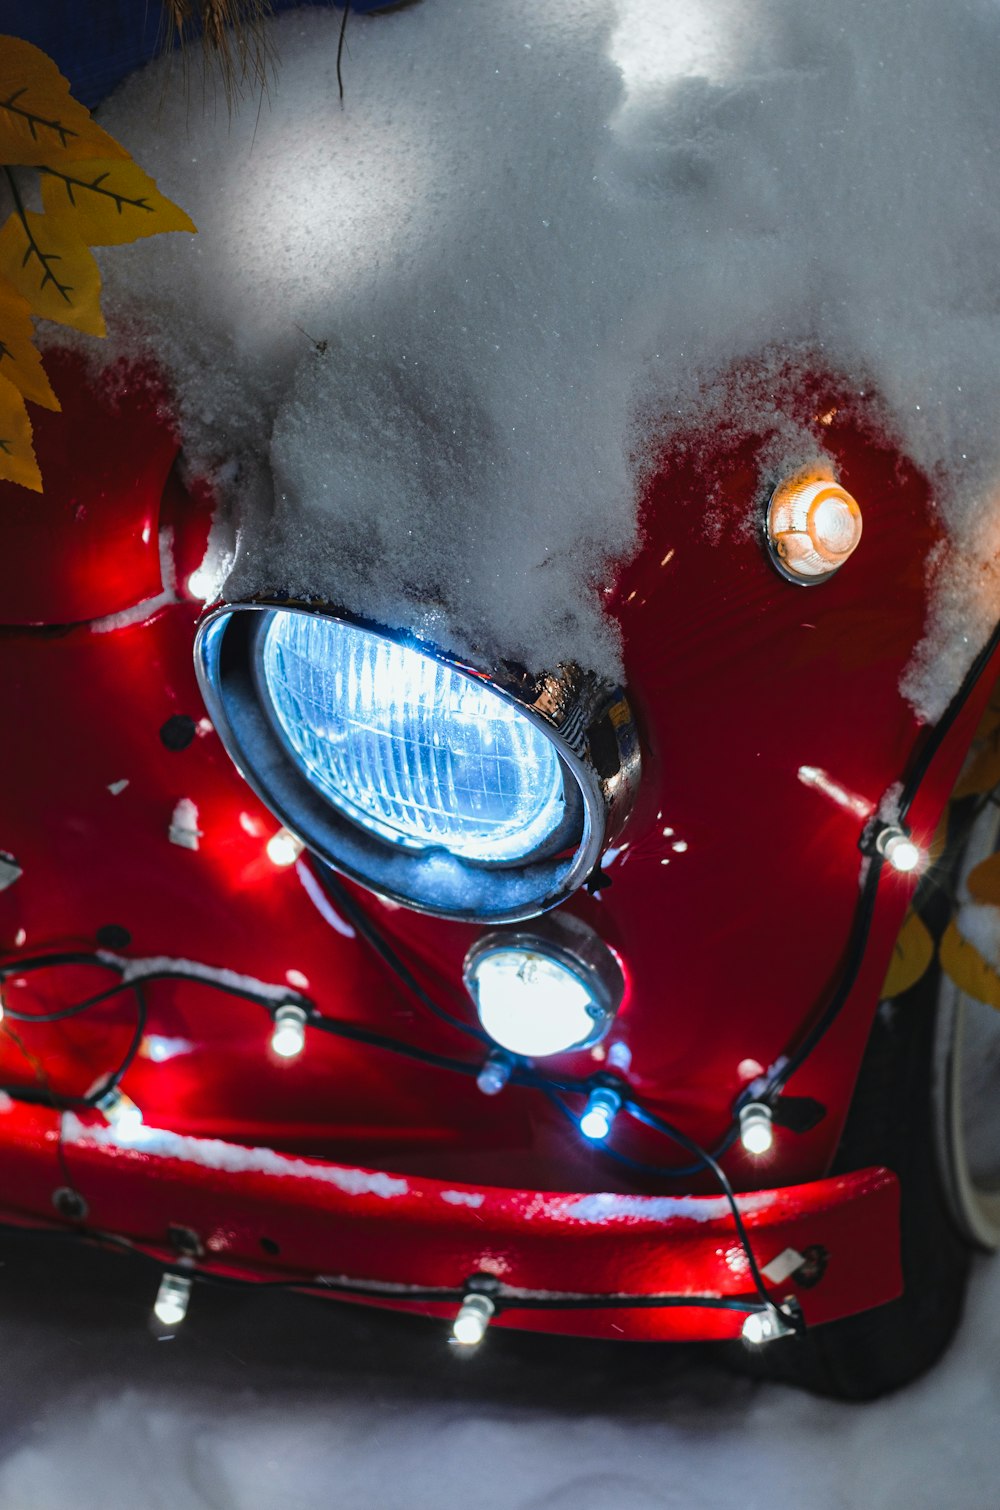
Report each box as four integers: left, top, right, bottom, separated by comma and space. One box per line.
0, 369, 41, 491
880, 910, 935, 999
0, 37, 128, 168
939, 917, 1000, 1012
966, 851, 1000, 907
41, 158, 196, 246
0, 209, 104, 336
0, 276, 59, 410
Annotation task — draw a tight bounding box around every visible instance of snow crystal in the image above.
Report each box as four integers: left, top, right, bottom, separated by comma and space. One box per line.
88, 0, 1000, 704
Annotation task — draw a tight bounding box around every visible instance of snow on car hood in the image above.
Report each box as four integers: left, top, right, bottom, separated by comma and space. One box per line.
92, 0, 1000, 714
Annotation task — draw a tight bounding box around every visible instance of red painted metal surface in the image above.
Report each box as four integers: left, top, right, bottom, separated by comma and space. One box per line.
0, 1103, 900, 1341
0, 351, 995, 1337
0, 352, 178, 626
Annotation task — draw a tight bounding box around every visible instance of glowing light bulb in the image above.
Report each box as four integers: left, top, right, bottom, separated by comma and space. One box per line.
452, 1292, 495, 1347
97, 1088, 144, 1142
266, 828, 305, 867
270, 1003, 308, 1059
580, 1086, 621, 1142
742, 1304, 796, 1345
876, 826, 921, 874
739, 1101, 774, 1156
766, 474, 863, 581
186, 565, 216, 601
477, 1052, 512, 1097
154, 1272, 192, 1327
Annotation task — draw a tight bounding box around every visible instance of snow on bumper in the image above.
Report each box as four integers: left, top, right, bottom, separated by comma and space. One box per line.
0, 1106, 901, 1342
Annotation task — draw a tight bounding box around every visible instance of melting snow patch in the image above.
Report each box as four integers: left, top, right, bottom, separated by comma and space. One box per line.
167, 799, 202, 851
97, 950, 303, 1003
62, 1114, 408, 1198
295, 860, 356, 938
440, 1190, 486, 1209
560, 1190, 775, 1223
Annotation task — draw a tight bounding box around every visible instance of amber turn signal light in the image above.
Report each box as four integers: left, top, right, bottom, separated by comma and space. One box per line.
766, 474, 863, 582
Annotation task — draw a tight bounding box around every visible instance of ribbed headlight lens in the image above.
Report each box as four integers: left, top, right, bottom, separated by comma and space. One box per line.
258, 614, 566, 862
194, 602, 641, 923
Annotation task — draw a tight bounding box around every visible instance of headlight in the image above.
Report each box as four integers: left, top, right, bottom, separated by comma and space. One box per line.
195, 601, 640, 922
258, 613, 566, 862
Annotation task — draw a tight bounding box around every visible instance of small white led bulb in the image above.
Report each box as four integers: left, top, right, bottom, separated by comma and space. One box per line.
270, 1003, 308, 1059
96, 1088, 144, 1142
154, 1272, 192, 1327
742, 1304, 796, 1345
875, 826, 922, 874
739, 1101, 774, 1156
266, 828, 304, 868
452, 1292, 495, 1347
580, 1086, 621, 1142
476, 1052, 512, 1097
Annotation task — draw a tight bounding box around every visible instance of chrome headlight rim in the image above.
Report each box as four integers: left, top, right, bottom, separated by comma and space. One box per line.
194, 599, 641, 923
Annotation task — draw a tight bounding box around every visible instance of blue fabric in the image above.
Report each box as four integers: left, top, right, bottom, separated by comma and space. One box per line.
2, 1, 389, 108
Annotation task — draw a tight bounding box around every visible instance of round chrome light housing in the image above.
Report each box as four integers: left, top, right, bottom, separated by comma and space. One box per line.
195, 602, 640, 922
765, 473, 863, 583
464, 913, 624, 1057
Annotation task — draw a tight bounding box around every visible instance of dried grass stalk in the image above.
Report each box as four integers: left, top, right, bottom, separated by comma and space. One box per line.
161, 0, 277, 114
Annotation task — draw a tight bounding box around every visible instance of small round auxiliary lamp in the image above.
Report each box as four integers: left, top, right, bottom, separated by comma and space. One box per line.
765, 473, 863, 583
464, 912, 625, 1058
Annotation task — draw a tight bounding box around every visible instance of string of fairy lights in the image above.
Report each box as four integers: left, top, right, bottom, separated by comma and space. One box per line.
1, 616, 998, 1350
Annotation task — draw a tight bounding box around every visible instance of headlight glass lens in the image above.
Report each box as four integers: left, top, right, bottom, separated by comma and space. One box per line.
258, 612, 566, 861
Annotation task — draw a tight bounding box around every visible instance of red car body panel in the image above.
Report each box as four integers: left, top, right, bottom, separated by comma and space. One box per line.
0, 1102, 901, 1342
0, 350, 995, 1336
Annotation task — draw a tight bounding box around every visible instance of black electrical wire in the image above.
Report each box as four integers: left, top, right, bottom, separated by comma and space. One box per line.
899, 618, 1000, 820
0, 979, 147, 1112
0, 1217, 770, 1318
0, 949, 777, 1308
754, 612, 1000, 1105
7, 621, 997, 1333
315, 863, 491, 1045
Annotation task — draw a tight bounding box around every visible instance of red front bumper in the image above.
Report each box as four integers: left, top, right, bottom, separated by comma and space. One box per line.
0, 1104, 900, 1341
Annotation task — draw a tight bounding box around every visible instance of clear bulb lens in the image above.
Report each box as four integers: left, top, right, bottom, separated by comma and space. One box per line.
580, 1086, 620, 1142
884, 834, 920, 873
452, 1293, 494, 1347
187, 566, 216, 601
767, 476, 863, 580
98, 1090, 144, 1142
739, 1103, 774, 1156
476, 1053, 512, 1096
472, 948, 601, 1058
154, 1273, 192, 1327
266, 828, 304, 867
742, 1305, 794, 1345
259, 614, 565, 862
271, 1005, 307, 1059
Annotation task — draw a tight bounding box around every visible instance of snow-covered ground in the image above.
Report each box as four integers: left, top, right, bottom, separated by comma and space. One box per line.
1, 1228, 998, 1510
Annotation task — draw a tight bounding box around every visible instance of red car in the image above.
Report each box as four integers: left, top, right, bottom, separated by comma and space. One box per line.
2, 5, 999, 1402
